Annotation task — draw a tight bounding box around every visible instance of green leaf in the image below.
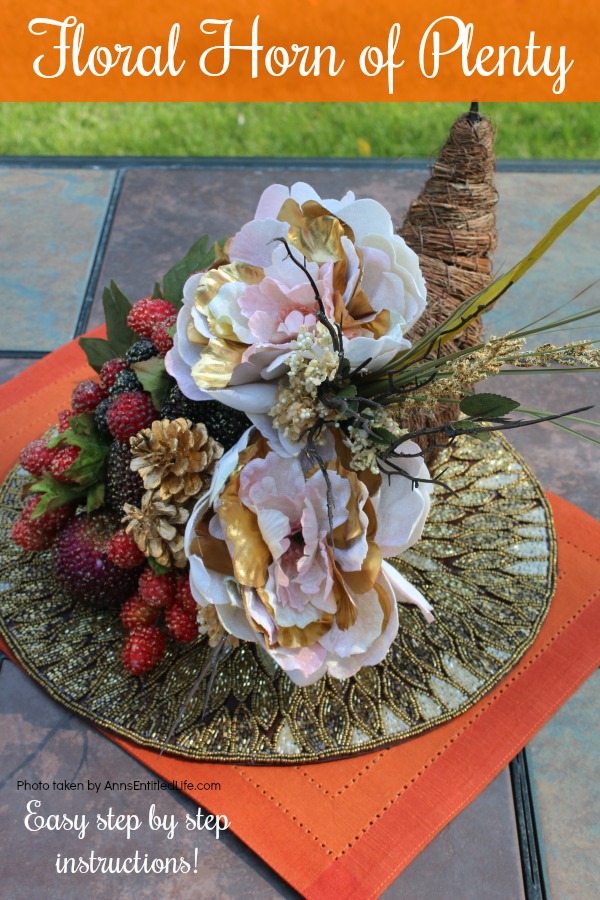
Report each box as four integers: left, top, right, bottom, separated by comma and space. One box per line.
131, 357, 174, 410
152, 281, 163, 299
78, 337, 115, 373
337, 384, 357, 399
162, 235, 215, 308
457, 421, 493, 442
86, 482, 105, 513
460, 393, 520, 420
371, 426, 397, 446
29, 475, 87, 517
48, 414, 110, 485
148, 557, 171, 575
64, 447, 109, 486
103, 281, 137, 355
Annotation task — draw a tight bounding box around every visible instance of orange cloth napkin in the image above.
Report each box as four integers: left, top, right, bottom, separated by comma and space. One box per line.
2, 332, 600, 899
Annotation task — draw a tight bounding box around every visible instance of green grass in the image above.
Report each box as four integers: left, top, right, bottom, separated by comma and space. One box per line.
0, 102, 598, 158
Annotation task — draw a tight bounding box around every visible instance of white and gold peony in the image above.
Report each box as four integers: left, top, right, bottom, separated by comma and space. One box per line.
184, 428, 433, 687
166, 182, 426, 437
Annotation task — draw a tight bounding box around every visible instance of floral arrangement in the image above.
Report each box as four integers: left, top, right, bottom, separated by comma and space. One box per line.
10, 181, 600, 689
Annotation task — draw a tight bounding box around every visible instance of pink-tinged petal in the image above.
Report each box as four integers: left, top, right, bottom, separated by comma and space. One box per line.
268, 642, 328, 687
289, 182, 322, 206
240, 450, 305, 506
319, 586, 383, 657
216, 595, 259, 642
206, 381, 278, 414
183, 271, 202, 305
254, 183, 291, 219
246, 414, 304, 457
255, 508, 291, 560
380, 562, 434, 622
229, 218, 288, 267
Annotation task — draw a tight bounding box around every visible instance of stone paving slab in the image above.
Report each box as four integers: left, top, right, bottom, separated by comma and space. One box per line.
527, 671, 600, 900
0, 167, 114, 352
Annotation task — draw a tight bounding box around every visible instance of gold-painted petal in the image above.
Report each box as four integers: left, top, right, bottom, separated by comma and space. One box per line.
187, 317, 208, 346
344, 542, 382, 595
218, 473, 271, 589
277, 198, 304, 228
272, 617, 333, 650
191, 338, 245, 390
288, 215, 346, 264
190, 518, 236, 578
194, 263, 263, 314
301, 200, 356, 244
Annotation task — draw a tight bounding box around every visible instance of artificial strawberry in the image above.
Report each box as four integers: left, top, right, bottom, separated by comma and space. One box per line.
49, 445, 80, 484
106, 391, 156, 444
127, 298, 177, 340
19, 439, 56, 477
165, 602, 199, 643
107, 530, 146, 569
138, 567, 176, 609
122, 625, 166, 675
71, 379, 107, 414
119, 592, 159, 630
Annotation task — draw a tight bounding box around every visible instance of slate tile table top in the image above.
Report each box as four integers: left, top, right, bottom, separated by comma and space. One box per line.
0, 157, 599, 900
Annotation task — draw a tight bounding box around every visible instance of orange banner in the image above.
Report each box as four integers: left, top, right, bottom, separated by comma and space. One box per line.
0, 0, 598, 101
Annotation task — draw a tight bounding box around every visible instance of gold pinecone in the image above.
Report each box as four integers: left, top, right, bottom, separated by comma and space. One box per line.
123, 490, 190, 569
129, 418, 223, 504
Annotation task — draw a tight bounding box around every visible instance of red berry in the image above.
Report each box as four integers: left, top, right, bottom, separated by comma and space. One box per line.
107, 530, 146, 569
165, 602, 199, 643
138, 568, 176, 608
120, 593, 159, 630
106, 391, 156, 444
127, 298, 177, 340
175, 575, 197, 613
19, 439, 56, 477
57, 409, 74, 433
99, 357, 128, 392
151, 315, 177, 355
11, 518, 52, 552
71, 379, 107, 414
22, 494, 74, 533
122, 625, 166, 675
49, 445, 80, 483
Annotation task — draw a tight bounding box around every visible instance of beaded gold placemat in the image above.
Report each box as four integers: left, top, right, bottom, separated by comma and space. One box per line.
0, 434, 556, 764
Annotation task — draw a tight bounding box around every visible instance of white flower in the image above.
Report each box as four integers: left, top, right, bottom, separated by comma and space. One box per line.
166, 182, 427, 437
184, 427, 433, 686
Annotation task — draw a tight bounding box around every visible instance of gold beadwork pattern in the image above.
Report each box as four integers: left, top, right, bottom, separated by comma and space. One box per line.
0, 435, 556, 764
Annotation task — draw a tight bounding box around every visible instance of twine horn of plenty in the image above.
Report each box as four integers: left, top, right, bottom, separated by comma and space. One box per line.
399, 102, 498, 459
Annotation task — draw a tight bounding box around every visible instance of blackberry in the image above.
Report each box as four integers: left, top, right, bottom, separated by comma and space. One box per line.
94, 397, 112, 436
105, 441, 144, 514
161, 387, 250, 450
125, 339, 159, 366
109, 369, 141, 396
